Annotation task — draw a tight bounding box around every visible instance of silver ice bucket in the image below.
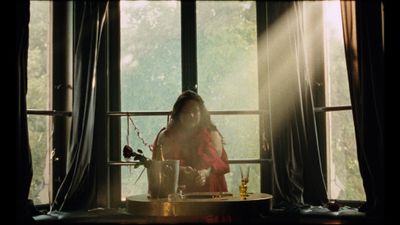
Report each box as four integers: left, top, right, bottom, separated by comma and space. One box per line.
147, 160, 179, 198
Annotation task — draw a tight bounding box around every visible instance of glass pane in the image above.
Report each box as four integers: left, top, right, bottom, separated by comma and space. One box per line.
122, 166, 149, 201
323, 1, 351, 106
120, 1, 181, 111
120, 116, 168, 200
28, 115, 50, 204
327, 111, 365, 200
27, 1, 50, 110
225, 164, 260, 194
197, 1, 258, 110
27, 1, 50, 205
211, 115, 259, 160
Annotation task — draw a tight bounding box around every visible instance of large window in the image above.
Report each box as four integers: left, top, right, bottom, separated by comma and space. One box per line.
322, 1, 365, 201
117, 1, 262, 200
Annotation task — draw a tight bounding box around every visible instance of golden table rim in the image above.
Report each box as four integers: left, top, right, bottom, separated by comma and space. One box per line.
126, 192, 273, 217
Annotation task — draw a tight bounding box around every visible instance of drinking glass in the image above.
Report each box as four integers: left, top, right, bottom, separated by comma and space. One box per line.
240, 165, 250, 185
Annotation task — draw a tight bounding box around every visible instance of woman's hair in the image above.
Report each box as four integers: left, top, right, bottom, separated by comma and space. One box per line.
170, 90, 217, 131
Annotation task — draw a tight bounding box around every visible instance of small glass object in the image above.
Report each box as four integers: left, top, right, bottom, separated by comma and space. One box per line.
239, 165, 250, 200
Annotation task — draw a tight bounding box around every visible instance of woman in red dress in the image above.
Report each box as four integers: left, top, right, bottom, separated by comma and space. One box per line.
152, 90, 230, 193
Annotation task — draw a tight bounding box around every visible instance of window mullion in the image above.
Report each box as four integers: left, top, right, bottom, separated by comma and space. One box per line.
181, 1, 197, 92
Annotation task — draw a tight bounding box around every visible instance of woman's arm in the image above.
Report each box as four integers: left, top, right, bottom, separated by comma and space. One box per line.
202, 130, 229, 175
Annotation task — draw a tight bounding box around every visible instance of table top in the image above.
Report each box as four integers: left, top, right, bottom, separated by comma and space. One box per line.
126, 192, 273, 217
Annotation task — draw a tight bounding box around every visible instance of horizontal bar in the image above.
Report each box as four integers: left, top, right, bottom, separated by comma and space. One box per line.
108, 159, 272, 166
27, 110, 72, 117
229, 159, 272, 164
108, 161, 142, 166
108, 111, 170, 116
107, 110, 265, 117
314, 106, 352, 112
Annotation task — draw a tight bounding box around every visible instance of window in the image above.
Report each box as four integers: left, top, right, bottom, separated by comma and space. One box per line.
116, 1, 264, 201
27, 1, 73, 206
196, 1, 261, 194
322, 1, 365, 201
27, 1, 51, 205
119, 0, 182, 200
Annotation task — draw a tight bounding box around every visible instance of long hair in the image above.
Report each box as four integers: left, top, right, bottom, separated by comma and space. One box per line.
170, 90, 217, 131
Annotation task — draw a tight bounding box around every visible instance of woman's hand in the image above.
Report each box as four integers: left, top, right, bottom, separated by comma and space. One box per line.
194, 167, 211, 186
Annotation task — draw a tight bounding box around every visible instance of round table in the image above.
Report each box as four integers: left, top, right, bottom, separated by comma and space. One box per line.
126, 192, 273, 217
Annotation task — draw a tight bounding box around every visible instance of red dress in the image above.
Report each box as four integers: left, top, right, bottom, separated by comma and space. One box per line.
152, 127, 229, 192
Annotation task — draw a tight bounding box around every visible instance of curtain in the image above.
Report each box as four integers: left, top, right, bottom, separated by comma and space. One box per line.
51, 1, 109, 211
16, 0, 34, 223
265, 1, 328, 209
341, 0, 384, 217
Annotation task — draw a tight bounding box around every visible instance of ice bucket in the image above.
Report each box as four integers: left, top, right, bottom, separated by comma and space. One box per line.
147, 160, 179, 198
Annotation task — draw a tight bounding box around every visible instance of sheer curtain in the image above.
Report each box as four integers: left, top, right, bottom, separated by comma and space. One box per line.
51, 1, 109, 211
264, 1, 328, 209
341, 0, 384, 217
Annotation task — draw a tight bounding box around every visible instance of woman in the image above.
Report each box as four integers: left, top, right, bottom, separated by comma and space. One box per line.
152, 90, 230, 193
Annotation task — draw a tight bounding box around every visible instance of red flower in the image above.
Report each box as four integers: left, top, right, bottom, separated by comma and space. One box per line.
123, 145, 134, 159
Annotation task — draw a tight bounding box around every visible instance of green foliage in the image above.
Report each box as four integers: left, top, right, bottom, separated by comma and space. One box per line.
197, 1, 258, 111
324, 7, 365, 200
27, 1, 50, 204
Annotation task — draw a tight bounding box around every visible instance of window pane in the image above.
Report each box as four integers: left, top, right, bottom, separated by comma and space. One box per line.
327, 111, 365, 201
122, 167, 149, 201
120, 116, 168, 200
28, 115, 50, 204
323, 1, 351, 106
27, 1, 50, 110
212, 115, 259, 160
120, 1, 181, 111
197, 1, 258, 110
27, 1, 50, 205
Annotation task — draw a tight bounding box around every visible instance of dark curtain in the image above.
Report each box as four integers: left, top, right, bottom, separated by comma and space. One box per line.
265, 1, 328, 208
341, 0, 384, 217
16, 0, 34, 223
51, 1, 108, 211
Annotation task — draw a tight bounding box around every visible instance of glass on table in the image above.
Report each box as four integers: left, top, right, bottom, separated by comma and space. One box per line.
239, 165, 250, 199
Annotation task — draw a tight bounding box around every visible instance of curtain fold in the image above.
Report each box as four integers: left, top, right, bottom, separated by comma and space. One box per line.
340, 0, 384, 217
265, 1, 328, 208
51, 1, 108, 211
16, 0, 34, 223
